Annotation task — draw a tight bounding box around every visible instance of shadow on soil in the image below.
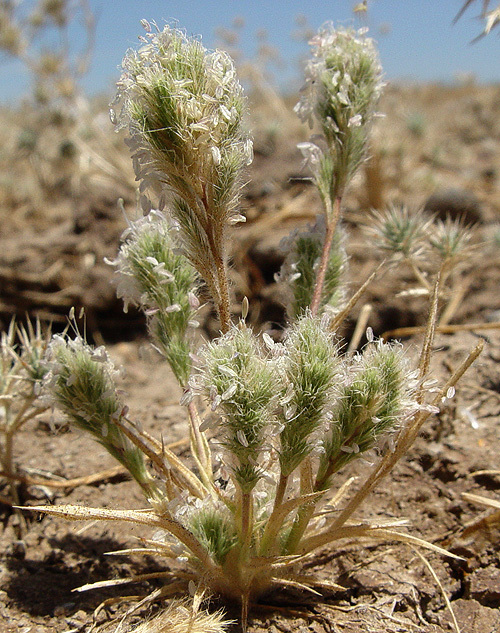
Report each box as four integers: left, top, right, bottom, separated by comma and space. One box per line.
3, 532, 167, 617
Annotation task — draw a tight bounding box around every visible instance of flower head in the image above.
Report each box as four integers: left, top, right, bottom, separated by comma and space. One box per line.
107, 209, 199, 384
295, 24, 383, 199
279, 216, 346, 319
278, 314, 341, 477
112, 23, 252, 219
295, 25, 383, 134
317, 339, 418, 489
112, 23, 252, 321
44, 333, 156, 496
197, 325, 278, 492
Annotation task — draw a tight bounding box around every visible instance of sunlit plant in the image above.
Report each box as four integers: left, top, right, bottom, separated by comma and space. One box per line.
26, 22, 481, 631
455, 0, 500, 40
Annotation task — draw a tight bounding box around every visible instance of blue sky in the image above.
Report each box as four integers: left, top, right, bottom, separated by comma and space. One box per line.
2, 0, 499, 104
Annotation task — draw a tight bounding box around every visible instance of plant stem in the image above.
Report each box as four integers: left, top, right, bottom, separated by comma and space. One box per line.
240, 490, 253, 557
282, 458, 316, 554
258, 474, 288, 555
329, 259, 386, 332
3, 431, 20, 506
274, 473, 288, 510
408, 259, 431, 291
418, 270, 442, 389
202, 192, 232, 334
310, 196, 342, 316
2, 403, 19, 506
214, 249, 232, 334
381, 320, 500, 340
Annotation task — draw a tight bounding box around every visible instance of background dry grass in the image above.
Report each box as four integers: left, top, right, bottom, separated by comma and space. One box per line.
2, 77, 499, 337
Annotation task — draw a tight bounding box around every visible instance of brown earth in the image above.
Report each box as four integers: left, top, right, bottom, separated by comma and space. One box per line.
1, 82, 500, 632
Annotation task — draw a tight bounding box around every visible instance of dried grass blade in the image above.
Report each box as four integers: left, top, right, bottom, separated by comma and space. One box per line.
271, 577, 322, 596
104, 548, 169, 557
329, 260, 386, 333
418, 270, 440, 385
259, 489, 324, 556
21, 504, 213, 568
313, 477, 357, 517
117, 417, 207, 499
300, 524, 463, 561
249, 552, 310, 571
75, 571, 182, 593
281, 573, 345, 592
411, 546, 461, 633
462, 492, 500, 510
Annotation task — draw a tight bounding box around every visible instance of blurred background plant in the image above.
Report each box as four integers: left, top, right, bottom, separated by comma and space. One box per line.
0, 1, 499, 337
0, 318, 49, 509
366, 207, 479, 332
0, 1, 138, 333
455, 0, 500, 40
0, 0, 95, 106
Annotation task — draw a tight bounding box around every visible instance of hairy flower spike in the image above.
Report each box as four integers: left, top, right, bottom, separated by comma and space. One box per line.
45, 334, 158, 497
295, 25, 383, 201
113, 24, 252, 327
317, 340, 416, 489
108, 210, 198, 385
278, 315, 340, 476
188, 506, 237, 566
199, 325, 277, 492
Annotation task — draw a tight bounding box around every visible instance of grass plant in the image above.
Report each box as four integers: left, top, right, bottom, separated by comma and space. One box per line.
22, 22, 482, 631
0, 319, 50, 507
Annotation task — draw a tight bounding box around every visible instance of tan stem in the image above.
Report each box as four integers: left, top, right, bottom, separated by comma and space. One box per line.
347, 303, 373, 354
240, 491, 253, 557
418, 270, 442, 388
310, 196, 342, 316
24, 504, 215, 571
2, 430, 13, 478
439, 274, 472, 327
282, 458, 317, 554
274, 474, 288, 510
206, 222, 231, 333
381, 320, 500, 340
203, 195, 232, 333
258, 474, 288, 555
409, 259, 431, 290
329, 259, 387, 333
214, 251, 232, 334
2, 431, 21, 507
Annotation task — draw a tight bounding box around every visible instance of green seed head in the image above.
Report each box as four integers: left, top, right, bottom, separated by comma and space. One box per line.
296, 25, 383, 198
198, 325, 278, 492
